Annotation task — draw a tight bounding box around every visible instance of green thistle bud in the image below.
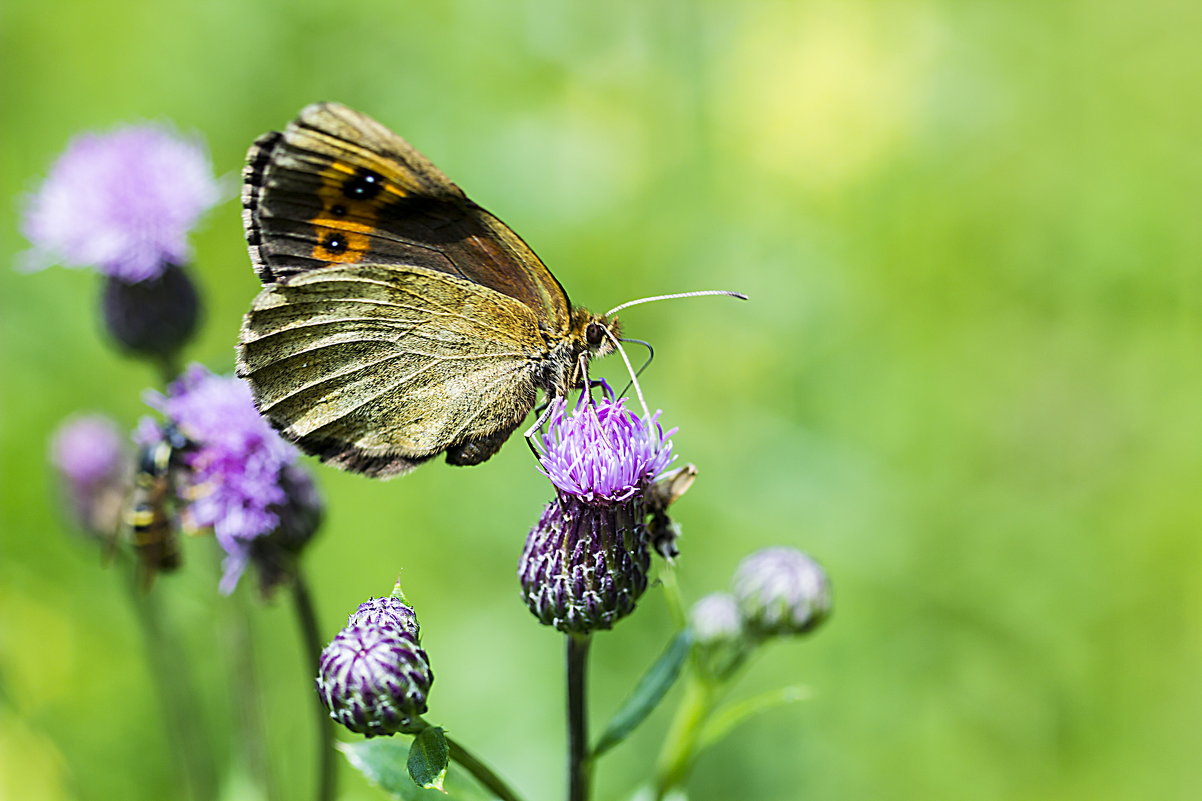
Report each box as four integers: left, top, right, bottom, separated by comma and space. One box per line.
732, 547, 831, 638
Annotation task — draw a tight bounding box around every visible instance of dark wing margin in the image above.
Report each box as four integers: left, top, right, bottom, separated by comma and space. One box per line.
242, 102, 571, 332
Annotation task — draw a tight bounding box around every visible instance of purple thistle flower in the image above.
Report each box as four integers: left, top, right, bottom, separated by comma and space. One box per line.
519, 396, 678, 632
51, 414, 124, 490
732, 547, 832, 638
147, 364, 314, 593
50, 414, 127, 537
21, 125, 221, 282
317, 623, 433, 737
535, 396, 676, 505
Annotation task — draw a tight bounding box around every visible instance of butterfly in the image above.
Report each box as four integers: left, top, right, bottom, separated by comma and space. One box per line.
236, 103, 620, 478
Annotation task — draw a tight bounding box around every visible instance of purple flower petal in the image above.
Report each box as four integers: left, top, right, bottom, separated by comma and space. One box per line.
148, 364, 299, 592
21, 125, 221, 281
535, 396, 676, 504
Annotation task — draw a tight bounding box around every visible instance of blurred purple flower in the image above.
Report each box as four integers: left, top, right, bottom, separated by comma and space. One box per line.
535, 396, 676, 505
732, 547, 832, 637
21, 124, 221, 282
50, 414, 127, 536
148, 364, 306, 593
51, 414, 124, 490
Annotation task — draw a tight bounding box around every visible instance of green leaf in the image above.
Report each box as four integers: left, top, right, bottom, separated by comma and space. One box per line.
340, 739, 443, 800
593, 631, 691, 758
408, 727, 450, 792
698, 685, 811, 750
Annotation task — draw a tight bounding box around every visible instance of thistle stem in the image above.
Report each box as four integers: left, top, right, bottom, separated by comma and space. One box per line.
567, 633, 592, 801
292, 571, 336, 801
652, 676, 714, 800
122, 560, 218, 801
445, 735, 526, 801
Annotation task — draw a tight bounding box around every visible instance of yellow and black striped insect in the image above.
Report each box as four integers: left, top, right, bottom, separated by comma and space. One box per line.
125, 424, 189, 588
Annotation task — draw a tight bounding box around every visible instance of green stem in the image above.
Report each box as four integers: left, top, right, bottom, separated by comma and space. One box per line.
226, 585, 278, 801
653, 676, 714, 800
567, 634, 592, 801
445, 735, 526, 801
122, 560, 218, 801
659, 561, 687, 630
292, 572, 336, 801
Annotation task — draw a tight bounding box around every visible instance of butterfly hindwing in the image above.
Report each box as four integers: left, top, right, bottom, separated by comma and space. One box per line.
243, 102, 571, 331
237, 263, 549, 478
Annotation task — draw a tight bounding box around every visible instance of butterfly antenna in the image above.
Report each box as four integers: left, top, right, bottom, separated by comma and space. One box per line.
601, 327, 652, 421
605, 289, 747, 318
616, 338, 654, 399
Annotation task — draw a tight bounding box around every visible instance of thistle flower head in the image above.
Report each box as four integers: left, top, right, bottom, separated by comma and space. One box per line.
317, 623, 432, 737
147, 364, 316, 593
51, 415, 124, 490
536, 396, 675, 505
732, 547, 832, 638
50, 414, 127, 537
519, 495, 651, 634
21, 125, 220, 282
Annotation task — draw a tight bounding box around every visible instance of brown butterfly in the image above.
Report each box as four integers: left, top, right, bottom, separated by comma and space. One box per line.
236, 103, 620, 478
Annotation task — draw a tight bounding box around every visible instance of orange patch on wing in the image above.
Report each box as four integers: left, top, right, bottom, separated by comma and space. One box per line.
307, 163, 409, 264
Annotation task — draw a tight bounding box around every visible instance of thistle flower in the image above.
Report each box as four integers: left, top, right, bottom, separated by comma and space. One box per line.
317, 613, 433, 737
519, 496, 652, 633
535, 397, 675, 505
519, 396, 676, 633
21, 125, 220, 282
50, 414, 127, 538
21, 125, 218, 360
147, 364, 320, 594
732, 547, 831, 638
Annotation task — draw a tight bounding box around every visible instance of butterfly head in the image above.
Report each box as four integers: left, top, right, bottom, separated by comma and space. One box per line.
573, 308, 621, 359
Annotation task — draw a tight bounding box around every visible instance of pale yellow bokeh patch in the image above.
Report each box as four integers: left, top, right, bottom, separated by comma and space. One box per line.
717, 0, 942, 192
0, 714, 70, 801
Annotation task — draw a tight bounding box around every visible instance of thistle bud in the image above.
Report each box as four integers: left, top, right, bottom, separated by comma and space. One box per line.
519, 495, 651, 634
732, 547, 831, 638
317, 623, 432, 737
349, 590, 421, 639
689, 592, 748, 680
101, 264, 201, 361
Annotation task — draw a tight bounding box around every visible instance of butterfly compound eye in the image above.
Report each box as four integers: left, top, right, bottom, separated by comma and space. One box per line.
585, 322, 606, 347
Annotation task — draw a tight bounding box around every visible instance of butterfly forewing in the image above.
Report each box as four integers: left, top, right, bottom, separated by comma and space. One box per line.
243, 102, 571, 331
239, 263, 548, 477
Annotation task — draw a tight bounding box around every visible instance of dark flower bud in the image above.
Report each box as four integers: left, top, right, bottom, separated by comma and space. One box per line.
249, 463, 324, 598
732, 547, 832, 638
689, 592, 748, 680
101, 264, 201, 362
317, 623, 433, 737
518, 495, 651, 634
349, 587, 420, 639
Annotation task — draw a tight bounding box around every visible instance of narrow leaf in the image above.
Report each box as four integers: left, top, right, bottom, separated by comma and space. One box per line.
408, 727, 450, 792
698, 685, 811, 750
593, 631, 691, 758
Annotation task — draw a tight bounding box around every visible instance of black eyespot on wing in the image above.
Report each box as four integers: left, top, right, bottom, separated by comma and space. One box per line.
322, 233, 348, 254
342, 168, 383, 200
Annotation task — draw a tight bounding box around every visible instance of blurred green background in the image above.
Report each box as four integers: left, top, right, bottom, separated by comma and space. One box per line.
2, 0, 1200, 799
